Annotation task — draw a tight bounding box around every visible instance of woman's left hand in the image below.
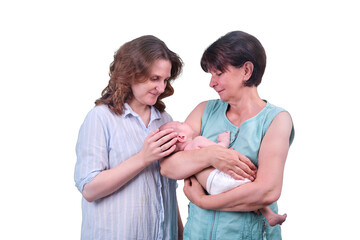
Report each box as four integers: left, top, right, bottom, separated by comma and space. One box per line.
183, 176, 206, 208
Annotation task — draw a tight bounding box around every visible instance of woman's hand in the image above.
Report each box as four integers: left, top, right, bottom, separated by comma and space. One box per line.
82, 128, 177, 202
139, 128, 178, 166
183, 177, 207, 208
207, 145, 257, 181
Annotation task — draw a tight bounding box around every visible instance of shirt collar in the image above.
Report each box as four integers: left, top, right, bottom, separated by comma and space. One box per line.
123, 103, 162, 122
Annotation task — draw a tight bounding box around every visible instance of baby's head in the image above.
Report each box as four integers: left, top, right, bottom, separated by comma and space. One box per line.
159, 121, 194, 152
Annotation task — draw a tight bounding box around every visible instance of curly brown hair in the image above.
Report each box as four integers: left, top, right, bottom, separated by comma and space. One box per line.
95, 35, 183, 115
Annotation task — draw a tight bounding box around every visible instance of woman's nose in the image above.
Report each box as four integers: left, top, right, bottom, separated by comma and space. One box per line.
157, 80, 166, 93
209, 76, 217, 88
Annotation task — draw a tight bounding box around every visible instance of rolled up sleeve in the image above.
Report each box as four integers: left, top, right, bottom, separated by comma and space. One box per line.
74, 108, 109, 193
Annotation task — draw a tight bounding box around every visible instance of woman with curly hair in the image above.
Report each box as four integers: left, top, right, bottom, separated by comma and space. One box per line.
74, 35, 183, 240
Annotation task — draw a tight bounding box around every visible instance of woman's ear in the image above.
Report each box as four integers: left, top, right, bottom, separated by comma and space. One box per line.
243, 61, 254, 80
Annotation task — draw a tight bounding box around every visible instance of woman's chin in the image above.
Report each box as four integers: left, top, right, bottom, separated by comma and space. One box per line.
218, 95, 228, 102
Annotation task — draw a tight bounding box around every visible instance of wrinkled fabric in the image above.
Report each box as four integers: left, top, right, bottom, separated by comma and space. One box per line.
75, 104, 178, 240
184, 99, 294, 240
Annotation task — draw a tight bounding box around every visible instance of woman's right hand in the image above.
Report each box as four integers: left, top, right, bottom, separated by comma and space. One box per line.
206, 145, 257, 181
139, 128, 178, 166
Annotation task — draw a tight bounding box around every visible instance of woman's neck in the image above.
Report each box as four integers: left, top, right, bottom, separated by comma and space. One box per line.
226, 87, 266, 127
128, 100, 151, 126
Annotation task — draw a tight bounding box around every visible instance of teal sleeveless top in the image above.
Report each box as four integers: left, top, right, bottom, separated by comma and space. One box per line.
183, 99, 294, 240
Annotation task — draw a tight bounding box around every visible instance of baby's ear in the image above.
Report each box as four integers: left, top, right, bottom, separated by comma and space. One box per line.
177, 135, 186, 142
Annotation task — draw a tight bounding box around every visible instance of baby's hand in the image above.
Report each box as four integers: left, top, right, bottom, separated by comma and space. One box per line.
217, 131, 230, 148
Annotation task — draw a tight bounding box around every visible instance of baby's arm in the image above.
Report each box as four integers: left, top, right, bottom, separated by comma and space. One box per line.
216, 131, 230, 148
184, 136, 220, 191
184, 136, 217, 151
187, 132, 238, 195
184, 131, 230, 151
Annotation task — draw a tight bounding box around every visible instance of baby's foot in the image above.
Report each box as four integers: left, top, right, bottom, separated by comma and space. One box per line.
268, 213, 287, 226
217, 131, 230, 147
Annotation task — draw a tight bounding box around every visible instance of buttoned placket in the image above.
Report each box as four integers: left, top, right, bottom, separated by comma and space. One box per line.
126, 104, 165, 240
148, 108, 165, 240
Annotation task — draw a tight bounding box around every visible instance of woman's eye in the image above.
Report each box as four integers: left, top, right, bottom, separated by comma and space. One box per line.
217, 72, 223, 76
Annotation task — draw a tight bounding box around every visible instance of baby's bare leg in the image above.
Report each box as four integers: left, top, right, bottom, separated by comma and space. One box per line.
259, 206, 287, 226
195, 167, 215, 192
217, 131, 230, 148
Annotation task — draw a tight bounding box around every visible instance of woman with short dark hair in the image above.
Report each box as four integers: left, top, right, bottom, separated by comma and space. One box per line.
161, 31, 294, 239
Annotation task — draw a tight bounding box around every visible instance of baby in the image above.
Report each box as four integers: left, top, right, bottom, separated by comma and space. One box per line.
160, 121, 287, 226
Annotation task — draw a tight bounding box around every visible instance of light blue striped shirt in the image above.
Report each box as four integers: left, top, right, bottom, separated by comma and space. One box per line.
74, 103, 178, 240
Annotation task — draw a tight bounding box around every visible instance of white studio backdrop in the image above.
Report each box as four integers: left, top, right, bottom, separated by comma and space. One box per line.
0, 0, 359, 239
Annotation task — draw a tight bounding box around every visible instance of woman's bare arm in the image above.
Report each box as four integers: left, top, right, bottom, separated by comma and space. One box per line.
160, 101, 208, 179
183, 112, 293, 211
160, 101, 256, 180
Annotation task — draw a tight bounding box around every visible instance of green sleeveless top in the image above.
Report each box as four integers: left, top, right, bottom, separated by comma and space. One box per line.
183, 99, 294, 240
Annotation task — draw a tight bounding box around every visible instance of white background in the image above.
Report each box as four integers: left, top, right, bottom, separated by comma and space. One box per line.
1, 0, 359, 239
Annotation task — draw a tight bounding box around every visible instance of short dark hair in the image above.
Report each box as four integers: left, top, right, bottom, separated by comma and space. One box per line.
201, 31, 266, 87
